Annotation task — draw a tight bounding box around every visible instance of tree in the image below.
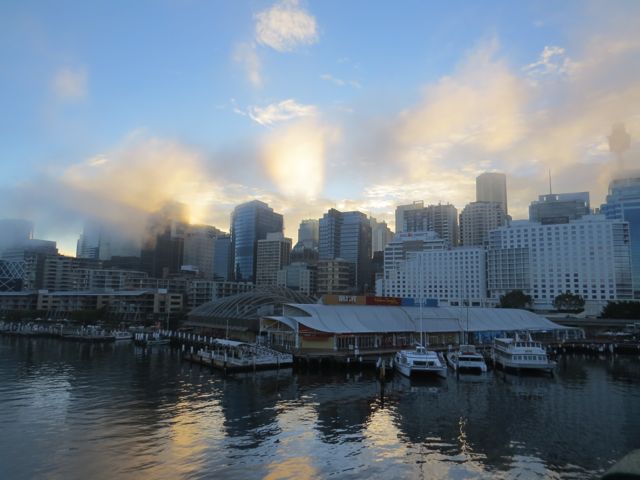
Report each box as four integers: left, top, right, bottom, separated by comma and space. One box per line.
498, 290, 532, 309
553, 292, 585, 313
601, 301, 640, 319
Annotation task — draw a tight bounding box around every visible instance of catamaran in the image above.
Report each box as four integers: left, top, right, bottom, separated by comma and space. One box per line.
446, 344, 487, 373
395, 344, 448, 378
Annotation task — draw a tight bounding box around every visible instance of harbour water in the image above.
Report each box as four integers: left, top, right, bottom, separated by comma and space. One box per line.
1, 336, 639, 479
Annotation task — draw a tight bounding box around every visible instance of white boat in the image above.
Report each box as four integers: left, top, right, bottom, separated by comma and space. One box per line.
491, 333, 555, 373
446, 345, 487, 373
112, 331, 133, 341
395, 345, 447, 378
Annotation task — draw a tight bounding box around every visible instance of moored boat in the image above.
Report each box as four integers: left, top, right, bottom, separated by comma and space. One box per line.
446, 344, 487, 373
491, 333, 555, 373
395, 345, 447, 378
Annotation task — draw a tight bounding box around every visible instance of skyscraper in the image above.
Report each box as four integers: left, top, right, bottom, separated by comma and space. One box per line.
230, 200, 283, 283
476, 172, 508, 215
76, 220, 111, 260
213, 234, 232, 281
0, 219, 33, 255
370, 217, 394, 253
319, 209, 372, 293
529, 192, 590, 224
297, 219, 319, 248
402, 203, 459, 246
256, 232, 291, 286
182, 224, 224, 280
601, 174, 640, 298
395, 201, 424, 233
140, 203, 188, 279
459, 201, 508, 246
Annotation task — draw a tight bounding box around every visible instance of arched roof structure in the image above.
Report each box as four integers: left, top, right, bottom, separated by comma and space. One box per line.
270, 304, 572, 334
187, 287, 315, 332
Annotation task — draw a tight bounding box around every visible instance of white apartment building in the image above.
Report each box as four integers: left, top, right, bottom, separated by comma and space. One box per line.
380, 231, 487, 306
487, 215, 633, 310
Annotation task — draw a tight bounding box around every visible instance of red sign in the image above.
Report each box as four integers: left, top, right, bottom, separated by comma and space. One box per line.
365, 296, 402, 306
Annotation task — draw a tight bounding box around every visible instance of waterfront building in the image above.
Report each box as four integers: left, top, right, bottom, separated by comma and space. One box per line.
140, 204, 188, 279
74, 268, 148, 291
277, 262, 317, 296
395, 201, 424, 234
182, 224, 225, 280
230, 200, 283, 283
185, 279, 255, 310
459, 201, 508, 246
380, 245, 487, 306
601, 174, 640, 298
256, 233, 292, 286
529, 192, 590, 224
400, 203, 459, 246
260, 302, 579, 353
487, 215, 633, 311
370, 217, 394, 253
319, 209, 372, 293
0, 219, 33, 255
383, 231, 446, 272
476, 172, 508, 215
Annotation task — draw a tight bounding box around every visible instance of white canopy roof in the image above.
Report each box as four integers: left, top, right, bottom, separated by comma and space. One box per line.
269, 304, 569, 334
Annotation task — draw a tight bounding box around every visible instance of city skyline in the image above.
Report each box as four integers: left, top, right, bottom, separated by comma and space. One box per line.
1, 0, 640, 255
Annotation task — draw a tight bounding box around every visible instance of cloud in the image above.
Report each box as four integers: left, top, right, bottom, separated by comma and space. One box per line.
52, 66, 88, 100
233, 42, 262, 87
255, 0, 318, 52
261, 119, 338, 200
523, 45, 575, 80
248, 99, 317, 126
321, 74, 361, 88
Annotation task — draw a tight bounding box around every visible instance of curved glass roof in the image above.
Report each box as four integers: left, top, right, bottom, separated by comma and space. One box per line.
188, 286, 315, 321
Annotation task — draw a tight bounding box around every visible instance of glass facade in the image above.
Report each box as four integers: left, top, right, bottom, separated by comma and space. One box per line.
601, 176, 640, 298
230, 201, 283, 283
319, 209, 372, 293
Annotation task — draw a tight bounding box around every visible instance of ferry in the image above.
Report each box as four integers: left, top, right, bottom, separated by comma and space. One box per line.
446, 345, 488, 373
491, 333, 555, 373
395, 345, 447, 378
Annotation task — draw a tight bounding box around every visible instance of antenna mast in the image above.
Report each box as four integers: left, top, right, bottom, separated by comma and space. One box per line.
548, 169, 552, 195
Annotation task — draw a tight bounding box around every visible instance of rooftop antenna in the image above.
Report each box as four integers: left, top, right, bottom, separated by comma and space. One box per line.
548, 169, 552, 195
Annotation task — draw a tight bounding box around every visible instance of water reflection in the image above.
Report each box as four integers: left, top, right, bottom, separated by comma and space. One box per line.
1, 338, 639, 480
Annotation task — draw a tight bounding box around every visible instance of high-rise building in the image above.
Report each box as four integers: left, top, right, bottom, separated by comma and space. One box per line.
529, 192, 590, 224
383, 231, 446, 272
140, 204, 188, 279
459, 201, 508, 246
395, 201, 424, 234
256, 232, 292, 286
297, 219, 319, 248
76, 220, 111, 260
230, 200, 283, 283
402, 203, 459, 246
601, 174, 640, 298
379, 246, 487, 306
319, 209, 372, 293
213, 234, 233, 281
487, 215, 633, 311
370, 217, 394, 253
317, 259, 353, 295
277, 262, 317, 296
476, 172, 507, 215
182, 224, 224, 280
1, 239, 58, 290
0, 219, 33, 255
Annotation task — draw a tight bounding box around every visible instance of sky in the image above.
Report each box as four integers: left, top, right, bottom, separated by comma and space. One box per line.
1, 0, 640, 255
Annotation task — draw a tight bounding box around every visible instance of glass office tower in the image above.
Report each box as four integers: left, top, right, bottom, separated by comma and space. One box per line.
601, 175, 640, 298
230, 200, 283, 283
